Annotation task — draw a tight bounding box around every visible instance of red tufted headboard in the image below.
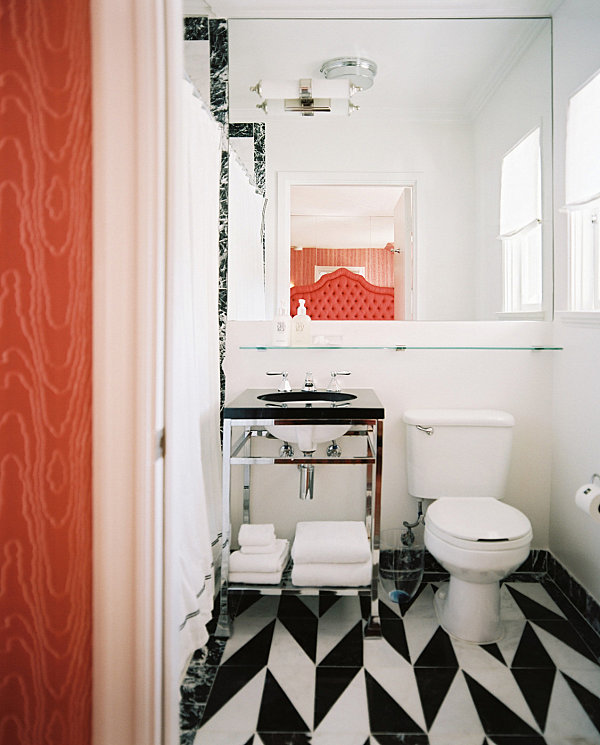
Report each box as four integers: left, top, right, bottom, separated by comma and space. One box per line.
290, 267, 394, 320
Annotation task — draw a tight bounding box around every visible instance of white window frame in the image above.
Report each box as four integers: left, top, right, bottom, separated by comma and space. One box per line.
563, 69, 600, 316
502, 221, 543, 313
499, 128, 543, 315
567, 198, 600, 312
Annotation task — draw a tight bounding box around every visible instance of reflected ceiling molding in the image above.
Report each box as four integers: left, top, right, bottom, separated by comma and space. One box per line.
206, 0, 562, 19
465, 19, 550, 119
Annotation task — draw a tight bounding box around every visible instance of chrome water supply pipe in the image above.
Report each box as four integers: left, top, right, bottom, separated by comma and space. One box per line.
402, 500, 424, 545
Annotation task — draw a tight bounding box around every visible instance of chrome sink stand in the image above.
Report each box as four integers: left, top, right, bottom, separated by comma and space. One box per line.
215, 416, 383, 639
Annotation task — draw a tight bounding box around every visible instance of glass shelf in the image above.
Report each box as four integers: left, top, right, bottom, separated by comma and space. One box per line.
240, 345, 563, 351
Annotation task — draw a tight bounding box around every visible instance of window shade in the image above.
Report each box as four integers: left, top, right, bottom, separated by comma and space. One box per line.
500, 128, 541, 237
565, 69, 600, 206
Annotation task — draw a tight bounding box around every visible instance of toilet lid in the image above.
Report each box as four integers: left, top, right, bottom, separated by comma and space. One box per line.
426, 498, 531, 541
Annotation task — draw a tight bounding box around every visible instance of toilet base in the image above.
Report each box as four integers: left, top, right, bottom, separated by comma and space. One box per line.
434, 577, 503, 644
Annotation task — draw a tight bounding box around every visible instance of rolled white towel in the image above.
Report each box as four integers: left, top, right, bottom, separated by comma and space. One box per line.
241, 539, 278, 555
238, 523, 276, 547
229, 570, 284, 585
229, 539, 289, 574
291, 521, 371, 565
291, 559, 372, 587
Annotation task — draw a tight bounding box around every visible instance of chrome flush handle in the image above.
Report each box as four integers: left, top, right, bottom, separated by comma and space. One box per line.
416, 425, 434, 436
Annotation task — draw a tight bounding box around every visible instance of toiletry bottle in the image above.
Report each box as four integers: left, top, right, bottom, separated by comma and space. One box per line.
272, 301, 291, 346
291, 298, 311, 346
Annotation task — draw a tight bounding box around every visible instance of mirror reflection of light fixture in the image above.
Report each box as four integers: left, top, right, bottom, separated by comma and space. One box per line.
320, 57, 377, 90
251, 78, 360, 116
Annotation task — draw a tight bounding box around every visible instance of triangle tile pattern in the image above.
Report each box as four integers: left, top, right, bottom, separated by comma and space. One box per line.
414, 666, 458, 729
257, 670, 310, 732
318, 620, 364, 667
463, 671, 541, 737
182, 581, 600, 743
511, 668, 556, 731
365, 670, 426, 734
314, 666, 362, 730
510, 622, 556, 668
313, 668, 370, 737
561, 671, 600, 732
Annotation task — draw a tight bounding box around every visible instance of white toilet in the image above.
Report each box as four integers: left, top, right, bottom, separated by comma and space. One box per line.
403, 409, 533, 644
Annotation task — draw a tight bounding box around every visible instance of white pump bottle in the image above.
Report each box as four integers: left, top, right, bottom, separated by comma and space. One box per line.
291, 298, 311, 346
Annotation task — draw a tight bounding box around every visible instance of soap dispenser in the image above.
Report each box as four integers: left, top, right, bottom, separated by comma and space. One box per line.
291, 298, 311, 346
272, 300, 291, 346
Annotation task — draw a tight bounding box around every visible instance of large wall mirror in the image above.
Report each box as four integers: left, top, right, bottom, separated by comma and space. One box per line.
228, 17, 553, 321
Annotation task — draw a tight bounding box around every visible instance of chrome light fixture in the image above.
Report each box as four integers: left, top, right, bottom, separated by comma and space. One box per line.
320, 57, 377, 90
251, 78, 358, 116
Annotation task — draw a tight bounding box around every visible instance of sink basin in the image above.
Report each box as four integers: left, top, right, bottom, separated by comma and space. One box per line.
257, 391, 356, 451
265, 423, 350, 452
257, 391, 356, 404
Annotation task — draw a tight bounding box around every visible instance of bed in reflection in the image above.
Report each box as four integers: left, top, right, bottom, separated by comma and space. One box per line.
290, 267, 394, 321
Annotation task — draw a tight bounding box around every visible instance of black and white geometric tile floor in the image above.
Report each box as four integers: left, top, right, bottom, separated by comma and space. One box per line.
180, 580, 600, 745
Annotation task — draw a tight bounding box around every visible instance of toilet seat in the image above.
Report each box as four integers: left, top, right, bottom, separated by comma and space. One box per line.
425, 497, 532, 551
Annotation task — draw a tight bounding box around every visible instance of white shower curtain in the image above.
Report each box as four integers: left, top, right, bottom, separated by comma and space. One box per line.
165, 79, 223, 675
227, 150, 266, 319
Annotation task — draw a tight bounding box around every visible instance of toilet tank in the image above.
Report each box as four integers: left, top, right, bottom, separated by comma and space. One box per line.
403, 409, 515, 500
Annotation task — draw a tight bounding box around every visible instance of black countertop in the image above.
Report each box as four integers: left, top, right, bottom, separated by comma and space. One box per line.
223, 388, 385, 421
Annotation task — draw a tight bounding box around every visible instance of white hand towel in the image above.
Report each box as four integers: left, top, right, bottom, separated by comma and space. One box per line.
241, 539, 278, 555
229, 539, 289, 573
228, 570, 284, 585
291, 521, 371, 564
238, 523, 276, 547
291, 558, 372, 587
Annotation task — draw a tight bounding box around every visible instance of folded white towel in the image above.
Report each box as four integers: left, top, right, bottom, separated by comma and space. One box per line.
241, 539, 278, 555
228, 570, 284, 585
291, 521, 371, 565
229, 539, 289, 573
238, 523, 276, 547
291, 558, 372, 587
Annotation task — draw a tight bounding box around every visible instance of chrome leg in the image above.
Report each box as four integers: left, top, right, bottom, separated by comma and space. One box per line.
365, 421, 383, 639
216, 418, 233, 637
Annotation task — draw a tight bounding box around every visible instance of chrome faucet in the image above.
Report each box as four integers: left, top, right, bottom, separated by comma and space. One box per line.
327, 371, 351, 392
266, 371, 291, 392
302, 372, 315, 391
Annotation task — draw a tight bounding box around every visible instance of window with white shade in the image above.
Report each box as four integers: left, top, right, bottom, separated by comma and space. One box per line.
499, 127, 543, 313
565, 69, 600, 311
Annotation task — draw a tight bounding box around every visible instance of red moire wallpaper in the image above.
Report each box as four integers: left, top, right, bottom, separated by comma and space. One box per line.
0, 1, 93, 743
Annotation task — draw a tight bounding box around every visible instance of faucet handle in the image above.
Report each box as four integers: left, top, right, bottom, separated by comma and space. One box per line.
266, 371, 291, 392
327, 371, 351, 392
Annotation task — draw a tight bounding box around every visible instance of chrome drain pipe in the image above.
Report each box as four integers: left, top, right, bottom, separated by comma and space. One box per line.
298, 458, 315, 500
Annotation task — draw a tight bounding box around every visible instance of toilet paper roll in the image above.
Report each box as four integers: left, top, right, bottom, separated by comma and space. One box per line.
575, 483, 600, 523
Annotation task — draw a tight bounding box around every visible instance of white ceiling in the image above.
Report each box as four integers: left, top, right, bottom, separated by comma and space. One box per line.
228, 17, 549, 121
292, 185, 404, 217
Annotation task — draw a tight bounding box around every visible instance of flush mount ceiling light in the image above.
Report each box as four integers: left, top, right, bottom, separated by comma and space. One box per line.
320, 57, 378, 90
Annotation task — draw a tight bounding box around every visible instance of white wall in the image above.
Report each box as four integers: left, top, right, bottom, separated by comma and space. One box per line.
473, 23, 553, 320
264, 116, 478, 320
224, 320, 554, 549
550, 0, 600, 603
